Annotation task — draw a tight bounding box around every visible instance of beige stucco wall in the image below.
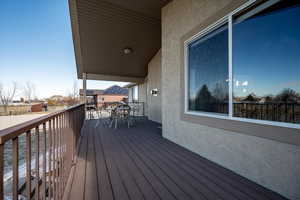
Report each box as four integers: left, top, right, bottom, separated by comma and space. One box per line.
147, 50, 162, 123
128, 88, 133, 102
138, 82, 148, 116
161, 1, 300, 200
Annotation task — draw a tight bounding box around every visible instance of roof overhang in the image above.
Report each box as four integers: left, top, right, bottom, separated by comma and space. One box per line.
69, 0, 170, 83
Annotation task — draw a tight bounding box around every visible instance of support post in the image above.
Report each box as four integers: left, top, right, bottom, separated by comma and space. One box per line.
83, 73, 87, 119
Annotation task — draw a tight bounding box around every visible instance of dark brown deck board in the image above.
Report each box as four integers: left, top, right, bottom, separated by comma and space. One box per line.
64, 120, 289, 200
121, 132, 217, 200
126, 132, 241, 200
117, 130, 193, 200
97, 123, 131, 200
137, 128, 286, 200
84, 124, 99, 200
133, 129, 261, 200
114, 131, 176, 200
108, 128, 161, 200
68, 123, 88, 200
100, 124, 145, 200
93, 123, 114, 200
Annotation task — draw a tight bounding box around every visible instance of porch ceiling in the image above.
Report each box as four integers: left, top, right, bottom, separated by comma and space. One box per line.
69, 0, 169, 82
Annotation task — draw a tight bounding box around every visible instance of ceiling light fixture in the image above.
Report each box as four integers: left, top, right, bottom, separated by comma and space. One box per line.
123, 47, 133, 54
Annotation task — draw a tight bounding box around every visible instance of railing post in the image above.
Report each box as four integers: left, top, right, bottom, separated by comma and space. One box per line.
48, 120, 53, 200
83, 73, 87, 120
42, 123, 47, 200
0, 144, 4, 200
53, 117, 57, 200
35, 126, 40, 200
12, 137, 19, 200
26, 130, 32, 200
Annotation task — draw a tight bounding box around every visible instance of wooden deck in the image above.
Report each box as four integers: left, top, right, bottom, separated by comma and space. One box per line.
63, 119, 288, 200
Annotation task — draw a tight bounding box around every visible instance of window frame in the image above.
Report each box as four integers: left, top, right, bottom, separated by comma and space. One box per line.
183, 0, 300, 130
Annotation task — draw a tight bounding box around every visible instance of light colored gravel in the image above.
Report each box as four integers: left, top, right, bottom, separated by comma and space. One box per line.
0, 114, 47, 130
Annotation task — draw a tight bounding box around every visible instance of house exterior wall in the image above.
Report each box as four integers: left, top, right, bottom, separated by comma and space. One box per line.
138, 82, 148, 116
147, 50, 162, 123
128, 88, 133, 102
161, 1, 300, 200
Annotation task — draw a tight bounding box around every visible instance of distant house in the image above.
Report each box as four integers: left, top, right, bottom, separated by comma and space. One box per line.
31, 103, 43, 112
49, 95, 65, 102
79, 85, 128, 107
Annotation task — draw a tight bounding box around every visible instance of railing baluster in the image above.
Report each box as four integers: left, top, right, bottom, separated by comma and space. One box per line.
59, 114, 62, 199
53, 118, 57, 200
56, 116, 60, 200
35, 126, 40, 200
48, 120, 53, 200
63, 114, 65, 189
0, 104, 84, 200
42, 123, 47, 200
61, 114, 64, 189
72, 111, 75, 162
26, 130, 32, 200
0, 144, 4, 200
12, 137, 19, 200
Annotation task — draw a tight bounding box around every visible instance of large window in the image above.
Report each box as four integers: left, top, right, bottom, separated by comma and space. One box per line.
188, 24, 229, 114
185, 0, 300, 127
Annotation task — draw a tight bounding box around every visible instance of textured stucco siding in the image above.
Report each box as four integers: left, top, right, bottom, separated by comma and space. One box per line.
161, 1, 300, 199
147, 50, 162, 123
128, 88, 133, 102
138, 82, 148, 116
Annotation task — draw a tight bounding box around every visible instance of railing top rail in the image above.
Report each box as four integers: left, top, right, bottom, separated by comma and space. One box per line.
0, 104, 84, 144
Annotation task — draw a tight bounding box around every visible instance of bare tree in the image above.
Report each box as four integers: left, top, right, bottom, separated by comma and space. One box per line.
70, 81, 79, 100
67, 81, 79, 106
23, 81, 36, 103
0, 82, 17, 114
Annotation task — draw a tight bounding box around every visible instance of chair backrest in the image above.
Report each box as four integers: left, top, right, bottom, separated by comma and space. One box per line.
115, 104, 131, 118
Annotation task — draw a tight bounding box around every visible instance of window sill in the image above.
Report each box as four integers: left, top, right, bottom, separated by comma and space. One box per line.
181, 111, 300, 146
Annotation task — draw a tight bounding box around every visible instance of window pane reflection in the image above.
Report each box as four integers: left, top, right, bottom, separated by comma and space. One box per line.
233, 3, 300, 124
188, 24, 228, 114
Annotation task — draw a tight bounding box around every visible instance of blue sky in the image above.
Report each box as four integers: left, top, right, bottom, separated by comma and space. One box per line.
233, 4, 300, 97
188, 4, 300, 99
0, 0, 128, 99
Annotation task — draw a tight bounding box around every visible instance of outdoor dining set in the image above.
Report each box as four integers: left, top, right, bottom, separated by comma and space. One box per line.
86, 102, 143, 129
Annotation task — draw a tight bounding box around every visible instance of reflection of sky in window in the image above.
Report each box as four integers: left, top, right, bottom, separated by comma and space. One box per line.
188, 24, 228, 99
233, 5, 300, 98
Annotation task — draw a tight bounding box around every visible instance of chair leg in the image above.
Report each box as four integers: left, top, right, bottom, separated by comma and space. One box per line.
109, 118, 113, 128
115, 119, 118, 129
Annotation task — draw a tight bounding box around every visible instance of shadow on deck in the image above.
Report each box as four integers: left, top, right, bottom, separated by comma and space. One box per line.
63, 119, 287, 200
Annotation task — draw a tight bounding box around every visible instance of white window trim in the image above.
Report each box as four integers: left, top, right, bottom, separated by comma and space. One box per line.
183, 0, 300, 130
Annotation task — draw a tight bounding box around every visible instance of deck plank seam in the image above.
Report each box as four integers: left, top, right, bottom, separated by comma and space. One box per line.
137, 130, 281, 200
118, 130, 195, 200
145, 131, 285, 200
108, 130, 147, 200
114, 131, 167, 200
128, 132, 254, 200
124, 131, 215, 200
132, 130, 258, 200
115, 130, 182, 200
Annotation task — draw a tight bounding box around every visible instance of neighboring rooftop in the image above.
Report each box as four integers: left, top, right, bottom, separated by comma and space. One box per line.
79, 89, 104, 96
79, 85, 128, 96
